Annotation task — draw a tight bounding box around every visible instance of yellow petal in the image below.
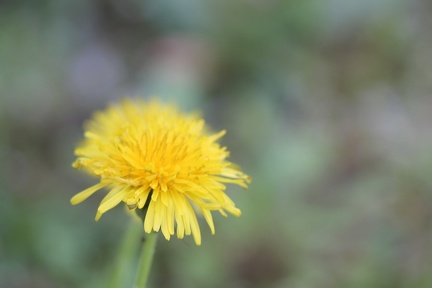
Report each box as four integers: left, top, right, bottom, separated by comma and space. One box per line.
70, 182, 107, 205
144, 200, 156, 233
202, 209, 215, 235
96, 186, 128, 220
175, 211, 185, 239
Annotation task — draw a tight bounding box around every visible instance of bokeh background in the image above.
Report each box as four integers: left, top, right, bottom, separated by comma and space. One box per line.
2, 1, 432, 287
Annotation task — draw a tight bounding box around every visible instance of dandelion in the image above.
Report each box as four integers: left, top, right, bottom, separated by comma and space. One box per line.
71, 98, 250, 246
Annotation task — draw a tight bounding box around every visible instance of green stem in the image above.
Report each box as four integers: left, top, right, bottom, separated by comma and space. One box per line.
109, 220, 142, 288
134, 232, 158, 288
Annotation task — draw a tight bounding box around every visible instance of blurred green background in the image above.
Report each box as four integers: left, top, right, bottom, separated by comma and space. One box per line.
2, 0, 432, 287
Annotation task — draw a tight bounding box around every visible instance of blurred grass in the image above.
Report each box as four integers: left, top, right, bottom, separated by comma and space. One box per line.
2, 0, 432, 287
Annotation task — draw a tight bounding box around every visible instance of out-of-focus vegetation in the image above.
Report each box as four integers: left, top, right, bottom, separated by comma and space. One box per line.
2, 1, 432, 287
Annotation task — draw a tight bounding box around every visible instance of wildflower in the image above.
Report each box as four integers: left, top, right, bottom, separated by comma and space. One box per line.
71, 99, 250, 245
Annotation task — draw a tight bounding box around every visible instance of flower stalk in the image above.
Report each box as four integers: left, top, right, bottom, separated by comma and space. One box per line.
134, 232, 158, 288
109, 220, 142, 288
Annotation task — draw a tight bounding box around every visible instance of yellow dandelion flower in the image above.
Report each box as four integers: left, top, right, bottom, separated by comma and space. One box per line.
71, 98, 250, 245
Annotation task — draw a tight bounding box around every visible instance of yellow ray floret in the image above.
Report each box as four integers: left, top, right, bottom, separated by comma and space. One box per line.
71, 98, 251, 245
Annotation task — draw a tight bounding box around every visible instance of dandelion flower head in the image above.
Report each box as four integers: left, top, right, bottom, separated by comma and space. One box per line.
71, 98, 250, 245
